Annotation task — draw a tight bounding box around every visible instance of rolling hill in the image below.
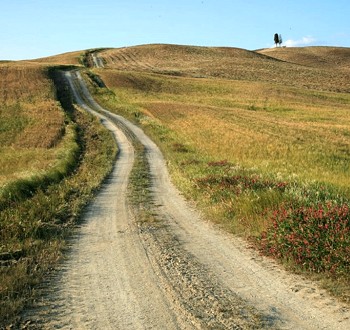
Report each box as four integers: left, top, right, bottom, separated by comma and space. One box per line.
258, 46, 350, 70
94, 44, 350, 93
30, 50, 83, 65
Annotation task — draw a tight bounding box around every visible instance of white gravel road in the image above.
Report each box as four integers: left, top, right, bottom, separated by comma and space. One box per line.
22, 70, 350, 329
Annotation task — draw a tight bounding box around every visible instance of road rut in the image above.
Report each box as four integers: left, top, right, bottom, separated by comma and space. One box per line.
22, 70, 350, 329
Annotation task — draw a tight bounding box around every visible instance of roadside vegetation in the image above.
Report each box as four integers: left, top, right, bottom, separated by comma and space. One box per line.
89, 45, 350, 302
0, 63, 116, 326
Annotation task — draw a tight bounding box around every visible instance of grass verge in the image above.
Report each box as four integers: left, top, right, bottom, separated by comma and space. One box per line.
126, 135, 157, 227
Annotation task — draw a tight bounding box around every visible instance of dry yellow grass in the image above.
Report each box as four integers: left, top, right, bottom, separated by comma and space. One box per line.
95, 44, 350, 188
0, 62, 66, 187
96, 69, 350, 190
258, 46, 350, 71
29, 50, 84, 66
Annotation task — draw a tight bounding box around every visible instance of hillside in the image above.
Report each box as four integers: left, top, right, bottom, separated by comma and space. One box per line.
0, 62, 66, 187
0, 60, 117, 326
29, 50, 84, 66
258, 46, 350, 71
96, 44, 350, 93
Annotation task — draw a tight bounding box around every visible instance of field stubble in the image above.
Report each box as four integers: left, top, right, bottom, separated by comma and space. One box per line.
99, 44, 350, 93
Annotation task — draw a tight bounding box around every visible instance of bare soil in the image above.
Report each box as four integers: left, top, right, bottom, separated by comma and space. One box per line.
20, 70, 350, 329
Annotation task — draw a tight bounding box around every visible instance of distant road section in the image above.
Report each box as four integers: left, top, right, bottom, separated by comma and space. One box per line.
92, 52, 104, 68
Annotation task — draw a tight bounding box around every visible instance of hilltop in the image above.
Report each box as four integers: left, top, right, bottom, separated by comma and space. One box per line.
93, 44, 350, 93
258, 46, 350, 70
30, 50, 83, 65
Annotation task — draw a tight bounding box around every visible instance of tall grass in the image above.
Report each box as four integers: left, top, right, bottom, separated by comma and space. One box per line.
91, 69, 350, 301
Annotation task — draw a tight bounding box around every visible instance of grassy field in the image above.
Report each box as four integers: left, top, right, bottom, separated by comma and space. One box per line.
0, 63, 116, 326
259, 46, 350, 71
89, 44, 350, 301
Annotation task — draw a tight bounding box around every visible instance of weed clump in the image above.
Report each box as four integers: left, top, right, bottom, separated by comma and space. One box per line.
259, 202, 350, 277
195, 174, 288, 196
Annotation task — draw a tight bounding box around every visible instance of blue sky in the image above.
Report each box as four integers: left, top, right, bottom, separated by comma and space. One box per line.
1, 0, 349, 60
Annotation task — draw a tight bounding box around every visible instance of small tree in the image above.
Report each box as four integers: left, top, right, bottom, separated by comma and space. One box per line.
274, 33, 279, 47
279, 34, 283, 47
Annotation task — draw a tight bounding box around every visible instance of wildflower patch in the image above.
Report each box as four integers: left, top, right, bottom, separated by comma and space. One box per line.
259, 203, 350, 276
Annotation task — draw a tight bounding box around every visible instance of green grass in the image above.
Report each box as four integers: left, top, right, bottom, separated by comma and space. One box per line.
127, 134, 156, 225
0, 103, 29, 144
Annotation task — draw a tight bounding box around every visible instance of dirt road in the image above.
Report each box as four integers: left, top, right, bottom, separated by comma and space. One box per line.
91, 52, 105, 68
22, 70, 350, 329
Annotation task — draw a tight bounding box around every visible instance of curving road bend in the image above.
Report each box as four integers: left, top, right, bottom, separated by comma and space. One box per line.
22, 70, 350, 329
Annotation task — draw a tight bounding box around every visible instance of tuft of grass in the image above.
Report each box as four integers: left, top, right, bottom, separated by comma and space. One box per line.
127, 137, 155, 224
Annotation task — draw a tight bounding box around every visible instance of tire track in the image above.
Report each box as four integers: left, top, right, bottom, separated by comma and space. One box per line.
96, 49, 154, 71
